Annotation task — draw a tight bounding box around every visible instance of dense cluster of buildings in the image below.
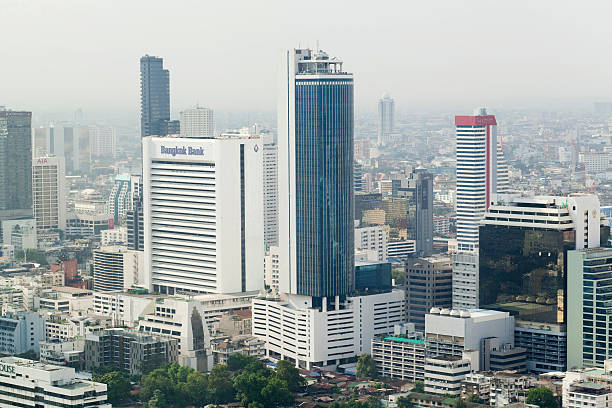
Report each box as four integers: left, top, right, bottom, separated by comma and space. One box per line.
2, 45, 612, 407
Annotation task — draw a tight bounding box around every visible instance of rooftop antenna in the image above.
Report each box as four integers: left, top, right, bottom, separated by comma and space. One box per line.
316, 40, 320, 51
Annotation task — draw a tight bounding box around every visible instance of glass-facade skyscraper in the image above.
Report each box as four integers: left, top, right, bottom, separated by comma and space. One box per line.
0, 110, 32, 215
140, 55, 170, 137
278, 48, 355, 300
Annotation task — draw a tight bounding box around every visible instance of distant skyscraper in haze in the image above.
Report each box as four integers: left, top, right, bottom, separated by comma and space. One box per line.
180, 106, 215, 138
277, 48, 355, 300
0, 109, 32, 216
140, 55, 170, 137
377, 93, 394, 146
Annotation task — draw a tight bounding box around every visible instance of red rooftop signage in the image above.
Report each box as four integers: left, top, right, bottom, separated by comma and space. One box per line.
455, 115, 497, 126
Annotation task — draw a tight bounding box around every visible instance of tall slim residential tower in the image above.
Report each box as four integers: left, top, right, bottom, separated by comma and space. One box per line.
262, 134, 278, 248
180, 106, 215, 138
277, 48, 355, 301
452, 108, 506, 309
0, 110, 32, 218
140, 55, 170, 137
32, 156, 66, 232
377, 93, 394, 146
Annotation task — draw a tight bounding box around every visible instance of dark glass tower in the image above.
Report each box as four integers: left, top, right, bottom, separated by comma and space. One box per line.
0, 110, 32, 213
409, 170, 434, 257
278, 49, 355, 300
140, 55, 170, 137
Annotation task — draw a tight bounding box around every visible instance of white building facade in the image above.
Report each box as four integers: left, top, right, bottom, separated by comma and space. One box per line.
355, 225, 388, 262
32, 156, 66, 232
253, 290, 404, 369
262, 134, 279, 248
179, 106, 214, 138
143, 135, 264, 294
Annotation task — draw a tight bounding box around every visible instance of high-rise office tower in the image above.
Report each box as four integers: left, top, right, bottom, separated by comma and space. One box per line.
253, 48, 404, 370
455, 108, 500, 253
567, 248, 612, 369
32, 156, 66, 233
407, 170, 434, 257
262, 134, 278, 248
377, 93, 394, 146
452, 108, 505, 309
140, 55, 170, 137
277, 48, 355, 300
143, 135, 263, 295
180, 106, 215, 138
0, 109, 32, 217
480, 193, 602, 373
405, 255, 452, 331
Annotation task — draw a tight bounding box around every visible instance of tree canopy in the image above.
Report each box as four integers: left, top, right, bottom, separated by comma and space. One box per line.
356, 354, 378, 378
93, 371, 131, 406
526, 387, 559, 408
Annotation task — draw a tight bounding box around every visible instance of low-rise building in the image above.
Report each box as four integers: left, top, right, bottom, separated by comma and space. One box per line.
424, 354, 472, 395
211, 335, 266, 365
565, 382, 612, 408
371, 331, 426, 381
0, 356, 110, 407
39, 338, 84, 369
85, 328, 178, 375
0, 310, 45, 354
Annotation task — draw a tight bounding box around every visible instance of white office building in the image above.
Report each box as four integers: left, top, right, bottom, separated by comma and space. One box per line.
264, 246, 280, 294
32, 156, 66, 233
101, 226, 128, 245
262, 134, 279, 248
387, 239, 415, 260
179, 105, 215, 138
425, 308, 517, 372
89, 125, 116, 158
1, 218, 37, 250
93, 246, 147, 292
0, 357, 110, 408
355, 225, 388, 262
143, 135, 264, 295
253, 290, 404, 369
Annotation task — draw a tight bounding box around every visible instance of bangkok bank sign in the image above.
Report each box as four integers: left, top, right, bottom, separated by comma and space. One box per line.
160, 146, 204, 156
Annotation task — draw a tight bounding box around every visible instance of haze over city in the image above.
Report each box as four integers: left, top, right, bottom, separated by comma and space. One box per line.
2, 0, 612, 117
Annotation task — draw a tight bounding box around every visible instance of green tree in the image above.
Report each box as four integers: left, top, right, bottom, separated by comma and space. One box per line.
396, 396, 414, 408
274, 360, 305, 392
147, 389, 166, 408
139, 367, 174, 403
208, 364, 235, 404
365, 395, 382, 408
15, 248, 48, 265
453, 398, 467, 408
261, 377, 293, 407
412, 381, 425, 393
233, 372, 268, 406
392, 268, 405, 285
467, 395, 485, 404
227, 353, 253, 371
356, 354, 378, 378
93, 371, 130, 405
526, 387, 559, 408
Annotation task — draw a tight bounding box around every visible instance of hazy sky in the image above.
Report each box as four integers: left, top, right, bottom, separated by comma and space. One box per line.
2, 0, 612, 115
